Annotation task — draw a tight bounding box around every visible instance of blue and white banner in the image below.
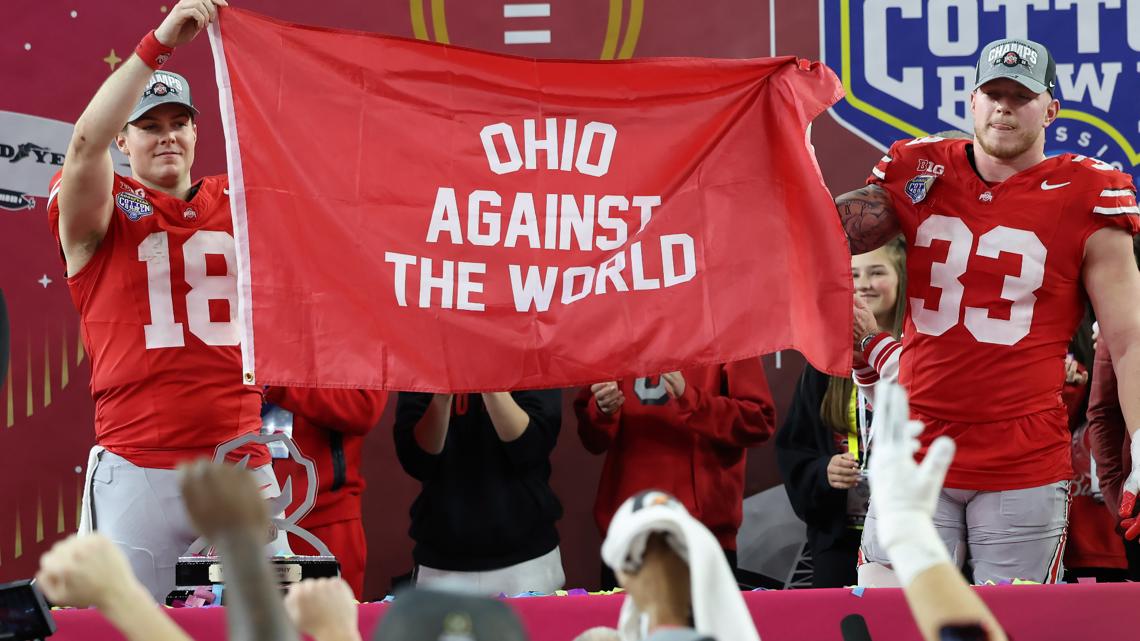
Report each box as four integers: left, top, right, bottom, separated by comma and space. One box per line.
820, 0, 1140, 180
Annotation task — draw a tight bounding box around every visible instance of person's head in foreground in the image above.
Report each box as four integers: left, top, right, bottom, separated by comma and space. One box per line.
602, 490, 757, 641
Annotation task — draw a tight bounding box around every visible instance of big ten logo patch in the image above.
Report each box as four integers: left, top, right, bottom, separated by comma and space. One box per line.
917, 158, 945, 175
821, 1, 1139, 181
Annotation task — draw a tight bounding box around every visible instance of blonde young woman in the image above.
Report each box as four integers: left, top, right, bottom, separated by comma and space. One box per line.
775, 237, 906, 588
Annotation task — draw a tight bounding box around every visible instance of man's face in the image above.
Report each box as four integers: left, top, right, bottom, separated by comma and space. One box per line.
117, 103, 197, 186
970, 78, 1058, 160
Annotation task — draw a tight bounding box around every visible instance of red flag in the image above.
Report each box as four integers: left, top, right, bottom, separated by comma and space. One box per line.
209, 8, 852, 392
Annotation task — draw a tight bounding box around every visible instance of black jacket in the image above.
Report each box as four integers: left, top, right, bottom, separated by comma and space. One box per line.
394, 390, 563, 572
774, 365, 854, 553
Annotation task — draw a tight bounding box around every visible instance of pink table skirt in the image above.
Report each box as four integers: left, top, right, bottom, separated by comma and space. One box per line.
49, 583, 1140, 641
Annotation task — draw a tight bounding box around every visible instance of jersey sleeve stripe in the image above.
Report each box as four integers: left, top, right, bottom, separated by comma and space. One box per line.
872, 167, 886, 180
1093, 205, 1140, 216
1100, 189, 1135, 198
871, 341, 902, 373
47, 182, 62, 211
881, 155, 892, 164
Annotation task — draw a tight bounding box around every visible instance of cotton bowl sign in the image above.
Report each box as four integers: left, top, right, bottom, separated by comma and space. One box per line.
820, 0, 1140, 180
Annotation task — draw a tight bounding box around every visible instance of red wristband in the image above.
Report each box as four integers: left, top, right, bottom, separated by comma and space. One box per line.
136, 30, 174, 70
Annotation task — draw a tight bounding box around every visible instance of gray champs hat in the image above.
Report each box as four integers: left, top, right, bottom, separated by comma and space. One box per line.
372, 588, 529, 641
974, 38, 1056, 95
128, 71, 199, 123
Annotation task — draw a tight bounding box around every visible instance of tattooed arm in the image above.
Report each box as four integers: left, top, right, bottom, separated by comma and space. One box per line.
836, 185, 901, 254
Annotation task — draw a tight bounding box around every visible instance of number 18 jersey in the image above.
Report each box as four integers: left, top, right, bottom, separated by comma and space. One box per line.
866, 138, 1138, 488
47, 171, 266, 470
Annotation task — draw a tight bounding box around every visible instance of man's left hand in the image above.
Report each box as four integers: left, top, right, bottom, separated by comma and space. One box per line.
853, 295, 879, 350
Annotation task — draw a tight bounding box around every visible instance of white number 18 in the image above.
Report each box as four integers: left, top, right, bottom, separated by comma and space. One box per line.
137, 230, 240, 349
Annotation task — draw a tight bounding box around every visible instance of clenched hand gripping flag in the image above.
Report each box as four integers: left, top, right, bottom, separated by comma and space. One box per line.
209, 8, 852, 392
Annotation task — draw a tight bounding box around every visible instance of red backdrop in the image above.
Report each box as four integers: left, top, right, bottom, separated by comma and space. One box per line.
0, 0, 877, 597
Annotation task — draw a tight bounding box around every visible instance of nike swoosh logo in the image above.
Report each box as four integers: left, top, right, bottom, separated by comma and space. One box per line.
1041, 181, 1071, 190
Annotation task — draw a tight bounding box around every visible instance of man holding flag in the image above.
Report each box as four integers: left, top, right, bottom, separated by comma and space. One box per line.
47, 0, 283, 601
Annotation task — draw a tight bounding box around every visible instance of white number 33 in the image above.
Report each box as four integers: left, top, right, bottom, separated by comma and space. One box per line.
911, 215, 1046, 346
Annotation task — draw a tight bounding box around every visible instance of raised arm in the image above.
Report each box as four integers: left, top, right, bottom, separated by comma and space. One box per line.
835, 185, 901, 254
574, 383, 624, 454
482, 392, 532, 442
37, 534, 193, 641
666, 361, 776, 448
870, 383, 1008, 641
56, 0, 225, 275
490, 390, 563, 470
179, 460, 300, 641
394, 392, 452, 458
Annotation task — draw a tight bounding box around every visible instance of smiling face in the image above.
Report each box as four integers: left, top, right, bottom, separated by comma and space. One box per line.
116, 103, 197, 188
852, 246, 901, 329
970, 77, 1059, 161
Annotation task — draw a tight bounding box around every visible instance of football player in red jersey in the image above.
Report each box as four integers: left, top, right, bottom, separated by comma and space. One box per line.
44, 0, 287, 601
832, 38, 1140, 585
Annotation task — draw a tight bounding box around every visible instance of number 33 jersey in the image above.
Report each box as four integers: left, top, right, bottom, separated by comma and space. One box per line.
47, 171, 266, 470
866, 138, 1138, 488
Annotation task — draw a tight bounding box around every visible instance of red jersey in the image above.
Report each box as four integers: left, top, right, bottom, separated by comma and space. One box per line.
267, 387, 388, 527
574, 360, 776, 549
867, 139, 1138, 490
47, 171, 266, 469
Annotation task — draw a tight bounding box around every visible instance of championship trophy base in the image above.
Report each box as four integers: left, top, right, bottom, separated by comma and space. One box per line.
166, 555, 340, 606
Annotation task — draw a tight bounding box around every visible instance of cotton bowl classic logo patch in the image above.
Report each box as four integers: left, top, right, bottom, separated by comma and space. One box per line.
820, 1, 1140, 182
115, 191, 153, 221
905, 173, 936, 204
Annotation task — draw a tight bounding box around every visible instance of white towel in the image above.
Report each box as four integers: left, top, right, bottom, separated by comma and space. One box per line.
601, 491, 760, 641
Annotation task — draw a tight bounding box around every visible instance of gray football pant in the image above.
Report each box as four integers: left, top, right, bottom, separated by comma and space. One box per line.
83, 449, 288, 601
860, 481, 1070, 584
